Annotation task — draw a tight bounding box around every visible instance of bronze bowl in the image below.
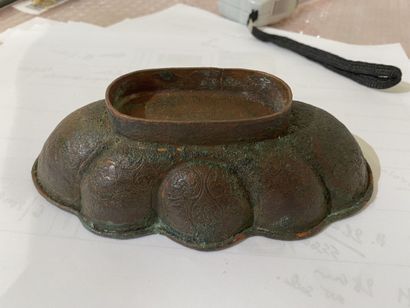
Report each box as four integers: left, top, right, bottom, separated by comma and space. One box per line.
32, 68, 373, 250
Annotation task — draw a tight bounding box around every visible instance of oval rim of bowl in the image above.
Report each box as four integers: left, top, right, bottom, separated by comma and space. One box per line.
105, 67, 293, 144
105, 67, 293, 125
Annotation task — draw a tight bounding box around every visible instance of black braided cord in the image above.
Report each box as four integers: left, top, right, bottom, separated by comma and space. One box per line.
248, 10, 401, 89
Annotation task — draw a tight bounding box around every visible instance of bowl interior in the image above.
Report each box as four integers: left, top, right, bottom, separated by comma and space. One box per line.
108, 68, 291, 122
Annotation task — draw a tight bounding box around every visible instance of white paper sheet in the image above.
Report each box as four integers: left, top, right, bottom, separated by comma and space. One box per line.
0, 5, 409, 308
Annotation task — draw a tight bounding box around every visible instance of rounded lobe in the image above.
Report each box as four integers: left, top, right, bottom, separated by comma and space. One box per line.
158, 162, 253, 245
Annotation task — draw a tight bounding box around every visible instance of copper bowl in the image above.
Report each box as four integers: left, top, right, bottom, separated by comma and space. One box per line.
32, 68, 373, 250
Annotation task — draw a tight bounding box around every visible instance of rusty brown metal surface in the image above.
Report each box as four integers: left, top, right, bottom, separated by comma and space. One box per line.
105, 68, 292, 145
32, 68, 373, 250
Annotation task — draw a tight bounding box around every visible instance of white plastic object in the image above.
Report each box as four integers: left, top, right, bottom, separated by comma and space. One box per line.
218, 0, 299, 26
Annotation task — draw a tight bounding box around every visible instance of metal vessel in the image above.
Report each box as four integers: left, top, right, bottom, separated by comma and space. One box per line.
32, 68, 373, 250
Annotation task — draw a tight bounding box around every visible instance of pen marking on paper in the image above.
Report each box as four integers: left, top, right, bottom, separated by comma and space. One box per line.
325, 233, 366, 258
399, 288, 410, 307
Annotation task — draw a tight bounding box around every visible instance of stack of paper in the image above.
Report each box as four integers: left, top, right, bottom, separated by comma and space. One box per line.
0, 4, 409, 308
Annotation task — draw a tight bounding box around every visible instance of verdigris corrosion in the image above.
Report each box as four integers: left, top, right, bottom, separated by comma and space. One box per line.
32, 68, 373, 250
